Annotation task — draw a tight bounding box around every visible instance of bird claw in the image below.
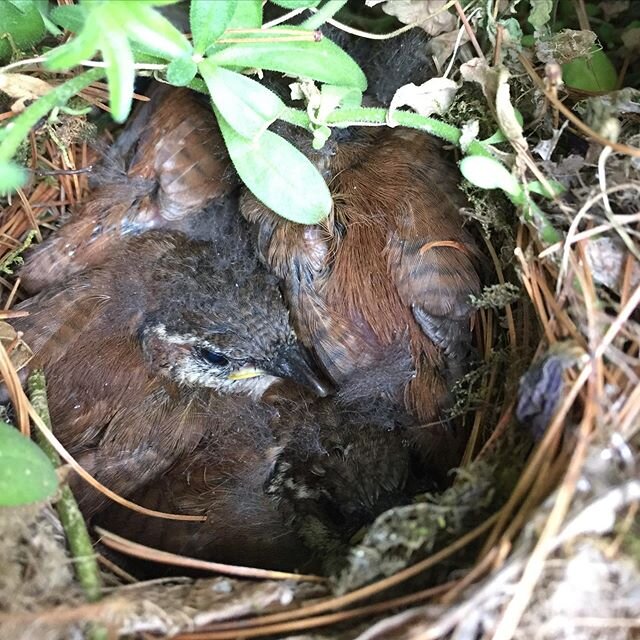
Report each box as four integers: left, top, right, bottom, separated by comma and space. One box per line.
412, 306, 472, 383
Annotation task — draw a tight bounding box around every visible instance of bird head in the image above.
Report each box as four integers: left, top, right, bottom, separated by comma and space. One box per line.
136, 233, 330, 399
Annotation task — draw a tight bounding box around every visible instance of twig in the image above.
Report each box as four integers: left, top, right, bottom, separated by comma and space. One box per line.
453, 1, 485, 59
27, 369, 107, 640
28, 369, 103, 602
96, 527, 325, 583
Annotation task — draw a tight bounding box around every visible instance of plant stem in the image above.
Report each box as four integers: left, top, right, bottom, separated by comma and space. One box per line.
28, 370, 105, 606
0, 67, 105, 163
301, 0, 349, 30
282, 106, 494, 157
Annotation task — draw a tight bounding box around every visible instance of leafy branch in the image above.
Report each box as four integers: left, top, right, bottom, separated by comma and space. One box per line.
0, 0, 562, 232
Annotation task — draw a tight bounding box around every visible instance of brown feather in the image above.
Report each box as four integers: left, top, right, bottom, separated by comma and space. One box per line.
19, 84, 234, 293
242, 127, 483, 422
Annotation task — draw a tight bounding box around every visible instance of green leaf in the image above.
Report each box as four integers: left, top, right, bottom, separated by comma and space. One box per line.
208, 28, 367, 89
99, 16, 135, 123
200, 61, 285, 139
227, 0, 262, 29
562, 49, 617, 93
45, 26, 99, 70
0, 0, 47, 62
8, 0, 37, 14
190, 0, 237, 53
0, 161, 28, 195
0, 421, 58, 507
49, 4, 86, 32
119, 2, 191, 59
271, 0, 321, 8
167, 55, 198, 86
459, 156, 521, 199
216, 110, 331, 224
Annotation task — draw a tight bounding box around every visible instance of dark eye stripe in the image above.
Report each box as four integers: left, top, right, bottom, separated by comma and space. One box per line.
197, 347, 229, 367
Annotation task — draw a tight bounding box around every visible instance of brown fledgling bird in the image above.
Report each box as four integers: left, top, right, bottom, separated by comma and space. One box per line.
242, 124, 483, 423
94, 370, 425, 573
12, 229, 330, 517
19, 84, 232, 294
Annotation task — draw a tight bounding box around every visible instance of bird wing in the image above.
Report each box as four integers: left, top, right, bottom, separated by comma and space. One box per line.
126, 84, 232, 221
19, 85, 232, 293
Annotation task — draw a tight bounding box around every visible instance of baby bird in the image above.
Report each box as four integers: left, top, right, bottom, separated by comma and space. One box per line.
12, 228, 329, 516
19, 84, 232, 294
93, 384, 421, 574
242, 124, 483, 423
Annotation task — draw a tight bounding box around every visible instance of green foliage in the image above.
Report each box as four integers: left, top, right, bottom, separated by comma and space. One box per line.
216, 109, 332, 224
206, 31, 366, 89
0, 0, 47, 62
2, 0, 364, 224
562, 49, 618, 92
0, 161, 27, 196
46, 1, 190, 121
1, 0, 617, 231
200, 61, 285, 139
460, 156, 563, 243
0, 420, 58, 507
190, 0, 237, 54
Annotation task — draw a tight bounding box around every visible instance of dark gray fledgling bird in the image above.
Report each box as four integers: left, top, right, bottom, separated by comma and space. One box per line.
12, 229, 330, 517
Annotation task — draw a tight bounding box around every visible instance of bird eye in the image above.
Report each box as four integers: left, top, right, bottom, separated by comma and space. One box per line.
197, 347, 229, 368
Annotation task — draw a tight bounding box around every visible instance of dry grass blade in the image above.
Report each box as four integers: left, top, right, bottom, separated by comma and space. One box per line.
175, 584, 458, 640
95, 527, 325, 583
182, 515, 499, 636
0, 341, 30, 434
518, 53, 640, 158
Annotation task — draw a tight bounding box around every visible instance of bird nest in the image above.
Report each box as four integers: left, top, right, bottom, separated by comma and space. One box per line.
1, 13, 639, 640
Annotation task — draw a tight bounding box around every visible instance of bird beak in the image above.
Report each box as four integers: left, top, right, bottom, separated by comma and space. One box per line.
227, 367, 265, 381
268, 344, 332, 398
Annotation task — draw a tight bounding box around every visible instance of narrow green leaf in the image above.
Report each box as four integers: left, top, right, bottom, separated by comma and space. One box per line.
208, 29, 367, 89
0, 421, 58, 507
120, 3, 191, 59
190, 0, 237, 53
200, 61, 284, 139
99, 18, 135, 123
0, 161, 28, 195
0, 0, 47, 62
216, 110, 331, 224
167, 55, 198, 86
0, 68, 104, 163
227, 0, 262, 29
45, 27, 99, 70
